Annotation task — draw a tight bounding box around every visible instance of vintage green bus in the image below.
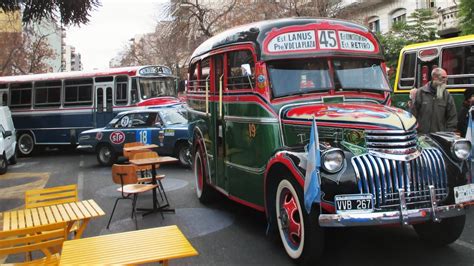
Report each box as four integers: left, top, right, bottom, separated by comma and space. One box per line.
186, 18, 473, 263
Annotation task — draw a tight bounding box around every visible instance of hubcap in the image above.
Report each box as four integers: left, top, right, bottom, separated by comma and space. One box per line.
279, 188, 302, 247
19, 135, 33, 154
100, 147, 111, 162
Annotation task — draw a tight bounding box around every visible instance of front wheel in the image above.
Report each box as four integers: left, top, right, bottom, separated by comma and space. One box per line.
413, 215, 466, 246
9, 151, 17, 165
0, 155, 7, 175
275, 177, 324, 264
194, 147, 213, 203
96, 144, 116, 166
176, 142, 191, 168
17, 133, 35, 156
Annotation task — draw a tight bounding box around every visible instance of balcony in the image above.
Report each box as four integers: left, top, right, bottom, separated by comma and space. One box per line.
437, 5, 460, 37
338, 0, 386, 10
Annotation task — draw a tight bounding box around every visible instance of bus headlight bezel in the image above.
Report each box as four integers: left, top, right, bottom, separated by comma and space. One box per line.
321, 148, 345, 173
451, 139, 471, 161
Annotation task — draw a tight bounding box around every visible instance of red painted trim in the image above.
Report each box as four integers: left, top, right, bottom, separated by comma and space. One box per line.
186, 93, 277, 117
280, 119, 390, 130
0, 66, 155, 84
262, 22, 379, 56
228, 194, 265, 212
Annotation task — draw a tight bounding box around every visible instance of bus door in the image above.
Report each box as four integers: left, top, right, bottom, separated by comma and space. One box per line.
94, 83, 114, 127
212, 54, 227, 190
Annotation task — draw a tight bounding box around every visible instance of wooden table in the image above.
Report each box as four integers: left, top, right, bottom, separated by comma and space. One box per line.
59, 225, 198, 265
129, 156, 178, 216
2, 199, 105, 239
122, 144, 158, 153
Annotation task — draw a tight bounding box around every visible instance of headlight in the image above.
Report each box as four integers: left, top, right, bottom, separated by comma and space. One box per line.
452, 140, 471, 160
321, 149, 345, 173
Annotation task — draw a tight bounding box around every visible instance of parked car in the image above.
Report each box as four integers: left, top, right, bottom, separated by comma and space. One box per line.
77, 107, 190, 167
0, 106, 17, 174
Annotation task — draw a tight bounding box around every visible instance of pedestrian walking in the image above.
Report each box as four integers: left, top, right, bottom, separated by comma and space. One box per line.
409, 67, 457, 134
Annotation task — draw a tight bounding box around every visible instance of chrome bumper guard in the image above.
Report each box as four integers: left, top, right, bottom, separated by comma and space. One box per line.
76, 145, 94, 151
319, 186, 470, 227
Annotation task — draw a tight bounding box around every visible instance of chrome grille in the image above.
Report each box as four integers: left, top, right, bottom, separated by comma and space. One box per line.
351, 148, 448, 210
365, 130, 420, 161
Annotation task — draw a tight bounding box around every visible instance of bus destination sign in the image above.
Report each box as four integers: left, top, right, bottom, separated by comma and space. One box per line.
265, 28, 375, 54
139, 66, 172, 76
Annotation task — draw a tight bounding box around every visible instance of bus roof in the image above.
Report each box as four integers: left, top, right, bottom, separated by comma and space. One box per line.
401, 34, 474, 52
0, 65, 173, 84
191, 17, 383, 61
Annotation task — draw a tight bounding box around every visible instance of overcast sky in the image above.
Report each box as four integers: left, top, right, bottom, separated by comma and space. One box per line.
65, 0, 168, 71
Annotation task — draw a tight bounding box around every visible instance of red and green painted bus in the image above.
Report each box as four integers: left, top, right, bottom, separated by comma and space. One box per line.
186, 18, 473, 263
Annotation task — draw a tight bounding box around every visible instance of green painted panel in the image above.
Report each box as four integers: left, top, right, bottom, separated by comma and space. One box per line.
227, 166, 264, 206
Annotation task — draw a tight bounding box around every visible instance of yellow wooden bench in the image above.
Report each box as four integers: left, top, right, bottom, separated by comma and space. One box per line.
24, 184, 79, 236
25, 184, 78, 209
59, 225, 198, 265
0, 222, 67, 265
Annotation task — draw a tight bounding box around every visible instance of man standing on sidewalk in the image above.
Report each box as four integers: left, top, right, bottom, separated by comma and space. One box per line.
408, 67, 457, 134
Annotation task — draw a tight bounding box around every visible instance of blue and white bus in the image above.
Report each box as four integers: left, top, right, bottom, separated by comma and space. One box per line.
0, 65, 180, 156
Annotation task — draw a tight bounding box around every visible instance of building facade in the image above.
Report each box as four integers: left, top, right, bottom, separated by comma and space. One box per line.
340, 0, 460, 37
63, 45, 82, 71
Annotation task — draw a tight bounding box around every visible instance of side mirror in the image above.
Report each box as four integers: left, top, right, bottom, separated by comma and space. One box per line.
241, 64, 252, 76
4, 130, 12, 137
155, 122, 163, 128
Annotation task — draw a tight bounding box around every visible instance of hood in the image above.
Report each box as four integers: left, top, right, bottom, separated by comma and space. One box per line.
137, 97, 181, 107
283, 103, 417, 130
81, 127, 105, 135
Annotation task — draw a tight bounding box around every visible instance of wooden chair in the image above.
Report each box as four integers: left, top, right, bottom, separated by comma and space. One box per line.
123, 142, 146, 159
131, 151, 169, 206
25, 185, 80, 235
107, 164, 159, 230
0, 222, 68, 265
131, 152, 165, 185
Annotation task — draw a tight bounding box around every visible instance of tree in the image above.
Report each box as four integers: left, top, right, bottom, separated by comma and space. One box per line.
0, 12, 55, 76
377, 9, 438, 84
0, 0, 100, 25
459, 0, 474, 35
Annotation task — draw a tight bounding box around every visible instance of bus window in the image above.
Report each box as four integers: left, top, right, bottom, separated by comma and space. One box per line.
400, 52, 416, 88
188, 62, 198, 91
442, 45, 474, 87
10, 82, 32, 109
115, 76, 128, 105
199, 58, 210, 91
64, 79, 93, 106
34, 80, 61, 108
131, 77, 138, 104
106, 87, 113, 111
95, 76, 113, 83
227, 50, 255, 90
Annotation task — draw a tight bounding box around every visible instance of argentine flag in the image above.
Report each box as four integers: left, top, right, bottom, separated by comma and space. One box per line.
466, 106, 474, 183
304, 117, 321, 214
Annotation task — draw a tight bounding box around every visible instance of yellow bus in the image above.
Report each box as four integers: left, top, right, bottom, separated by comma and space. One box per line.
392, 35, 474, 109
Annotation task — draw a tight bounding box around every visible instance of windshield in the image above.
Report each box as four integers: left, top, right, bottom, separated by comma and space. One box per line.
139, 77, 176, 100
268, 59, 331, 98
333, 58, 388, 91
158, 109, 187, 126
268, 58, 389, 98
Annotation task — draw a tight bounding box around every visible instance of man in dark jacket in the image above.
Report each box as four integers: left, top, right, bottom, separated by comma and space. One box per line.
409, 68, 457, 134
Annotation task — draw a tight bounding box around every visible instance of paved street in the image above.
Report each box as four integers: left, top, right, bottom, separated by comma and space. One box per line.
1, 150, 474, 265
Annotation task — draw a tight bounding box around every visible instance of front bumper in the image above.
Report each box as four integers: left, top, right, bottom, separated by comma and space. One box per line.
76, 145, 94, 152
319, 203, 468, 227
